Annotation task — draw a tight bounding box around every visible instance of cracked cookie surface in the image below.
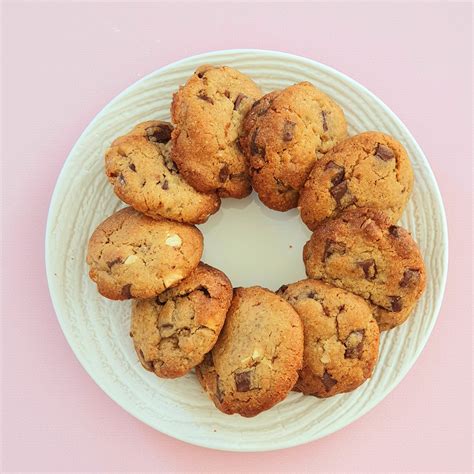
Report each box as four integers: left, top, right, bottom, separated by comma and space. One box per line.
299, 132, 413, 229
105, 121, 221, 224
86, 207, 203, 300
240, 82, 347, 211
303, 208, 426, 331
278, 279, 379, 397
130, 263, 233, 378
196, 286, 304, 417
171, 65, 262, 198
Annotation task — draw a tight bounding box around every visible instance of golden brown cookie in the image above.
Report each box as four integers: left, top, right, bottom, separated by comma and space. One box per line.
86, 207, 203, 300
105, 121, 221, 224
196, 286, 304, 417
171, 65, 262, 198
303, 208, 426, 331
240, 82, 347, 211
130, 263, 233, 378
299, 132, 414, 229
277, 279, 379, 397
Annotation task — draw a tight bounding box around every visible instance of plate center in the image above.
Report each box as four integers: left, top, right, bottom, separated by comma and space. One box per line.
199, 192, 311, 290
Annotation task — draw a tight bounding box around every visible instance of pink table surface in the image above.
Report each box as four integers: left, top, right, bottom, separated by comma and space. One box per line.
1, 1, 472, 472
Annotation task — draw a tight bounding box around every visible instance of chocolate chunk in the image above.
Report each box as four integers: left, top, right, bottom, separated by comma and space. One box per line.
161, 179, 169, 190
277, 284, 288, 294
219, 164, 230, 183
198, 91, 214, 104
390, 296, 403, 312
357, 259, 377, 280
375, 143, 394, 161
160, 323, 173, 330
106, 257, 122, 268
330, 180, 354, 208
344, 330, 365, 359
197, 71, 205, 78
325, 160, 345, 185
252, 97, 273, 116
250, 128, 265, 157
121, 284, 132, 299
307, 291, 316, 299
321, 370, 337, 391
282, 120, 296, 141
323, 239, 346, 262
389, 225, 401, 237
118, 173, 126, 186
400, 269, 420, 287
233, 93, 247, 110
235, 370, 253, 392
321, 111, 328, 132
138, 349, 153, 370
129, 163, 136, 172
147, 124, 172, 143
224, 90, 230, 98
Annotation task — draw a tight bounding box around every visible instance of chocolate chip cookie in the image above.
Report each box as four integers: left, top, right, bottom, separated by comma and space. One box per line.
299, 132, 414, 229
130, 263, 233, 378
196, 286, 304, 417
277, 279, 379, 397
240, 82, 347, 211
105, 121, 221, 224
86, 207, 203, 300
303, 208, 426, 331
171, 65, 262, 198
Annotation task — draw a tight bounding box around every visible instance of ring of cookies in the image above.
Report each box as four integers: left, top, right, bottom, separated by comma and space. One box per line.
86, 65, 426, 418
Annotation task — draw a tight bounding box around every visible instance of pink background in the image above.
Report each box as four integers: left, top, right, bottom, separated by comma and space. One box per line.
1, 1, 472, 472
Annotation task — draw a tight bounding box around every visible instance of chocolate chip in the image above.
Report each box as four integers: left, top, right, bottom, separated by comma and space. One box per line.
321, 370, 337, 391
198, 91, 214, 104
307, 291, 316, 299
118, 173, 126, 186
252, 97, 273, 116
224, 90, 230, 98
389, 225, 401, 237
233, 93, 246, 110
325, 161, 345, 185
277, 284, 288, 294
375, 143, 394, 161
321, 111, 328, 132
161, 179, 169, 190
330, 180, 355, 208
235, 370, 253, 392
250, 128, 265, 157
197, 71, 205, 78
357, 259, 377, 280
138, 348, 153, 371
129, 163, 136, 172
121, 284, 132, 299
282, 120, 296, 141
160, 323, 173, 330
400, 269, 420, 287
216, 376, 224, 402
323, 239, 346, 262
390, 296, 403, 312
147, 124, 172, 143
344, 330, 365, 359
219, 164, 230, 183
106, 257, 122, 268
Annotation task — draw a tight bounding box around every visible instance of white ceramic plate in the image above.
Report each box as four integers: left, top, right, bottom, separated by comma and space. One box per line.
46, 50, 448, 451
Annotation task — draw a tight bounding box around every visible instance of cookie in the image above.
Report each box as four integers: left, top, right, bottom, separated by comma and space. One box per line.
130, 263, 233, 378
240, 82, 347, 211
171, 64, 262, 198
277, 279, 379, 397
86, 207, 203, 300
105, 121, 221, 224
299, 132, 414, 229
303, 208, 426, 331
196, 286, 304, 417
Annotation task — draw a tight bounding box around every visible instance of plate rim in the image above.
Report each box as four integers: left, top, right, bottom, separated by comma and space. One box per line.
45, 48, 449, 452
